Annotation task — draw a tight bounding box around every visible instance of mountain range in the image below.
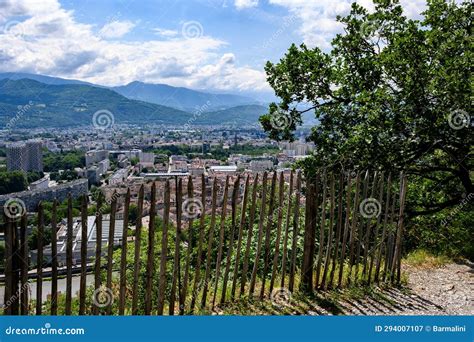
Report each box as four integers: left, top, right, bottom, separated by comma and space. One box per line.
0, 73, 268, 128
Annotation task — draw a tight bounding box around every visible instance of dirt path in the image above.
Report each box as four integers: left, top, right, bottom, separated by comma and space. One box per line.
214, 261, 473, 315
402, 261, 474, 315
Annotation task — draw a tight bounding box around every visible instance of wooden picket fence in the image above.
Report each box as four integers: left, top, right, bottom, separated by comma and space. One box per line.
2, 170, 407, 315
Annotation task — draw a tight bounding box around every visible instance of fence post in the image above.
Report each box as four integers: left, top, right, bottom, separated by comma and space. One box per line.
190, 174, 206, 312
289, 171, 302, 292
145, 184, 157, 315
280, 170, 294, 288
200, 177, 219, 308
392, 173, 408, 283
20, 213, 29, 315
3, 213, 12, 315
260, 172, 277, 299
131, 185, 144, 315
240, 173, 259, 296
119, 189, 130, 315
211, 176, 229, 307
78, 196, 87, 315
157, 180, 171, 315
65, 195, 73, 315
301, 174, 317, 292
249, 171, 268, 296
231, 174, 250, 300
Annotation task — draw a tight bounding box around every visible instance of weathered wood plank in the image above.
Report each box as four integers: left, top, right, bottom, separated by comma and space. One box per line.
221, 176, 241, 304
329, 173, 345, 288
231, 174, 250, 300
280, 170, 294, 288
368, 172, 385, 285
145, 183, 157, 315
79, 196, 88, 315
190, 175, 206, 312
270, 172, 285, 294
288, 171, 302, 292
4, 213, 13, 315
170, 178, 183, 315
118, 189, 130, 315
338, 173, 352, 287
321, 174, 335, 290
20, 213, 29, 315
354, 171, 370, 284
249, 171, 268, 296
260, 172, 277, 299
347, 173, 361, 284
65, 195, 73, 315
157, 181, 171, 315
211, 176, 230, 307
301, 174, 316, 291
131, 185, 144, 315
200, 177, 219, 308
374, 173, 392, 283
181, 176, 194, 314
392, 174, 407, 283
92, 193, 103, 315
36, 202, 44, 315
362, 172, 379, 281
240, 173, 259, 296
315, 172, 327, 289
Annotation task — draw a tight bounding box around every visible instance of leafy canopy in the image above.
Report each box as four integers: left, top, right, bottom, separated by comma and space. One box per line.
260, 0, 472, 215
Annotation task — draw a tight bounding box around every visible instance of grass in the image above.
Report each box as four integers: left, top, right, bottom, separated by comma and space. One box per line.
403, 249, 451, 268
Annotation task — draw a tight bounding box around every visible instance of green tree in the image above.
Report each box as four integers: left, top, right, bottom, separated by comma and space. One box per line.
0, 171, 27, 194
260, 0, 472, 216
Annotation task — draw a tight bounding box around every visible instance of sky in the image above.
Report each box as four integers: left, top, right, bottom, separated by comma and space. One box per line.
0, 0, 430, 100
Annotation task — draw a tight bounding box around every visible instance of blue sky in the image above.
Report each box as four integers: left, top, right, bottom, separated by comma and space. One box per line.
0, 0, 429, 100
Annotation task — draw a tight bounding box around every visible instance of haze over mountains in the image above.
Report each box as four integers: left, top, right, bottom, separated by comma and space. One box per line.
0, 73, 268, 128
113, 81, 259, 112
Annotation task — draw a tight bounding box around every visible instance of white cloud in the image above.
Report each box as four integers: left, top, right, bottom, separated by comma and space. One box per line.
0, 0, 269, 92
99, 20, 135, 39
153, 27, 179, 38
235, 0, 259, 10
269, 0, 431, 48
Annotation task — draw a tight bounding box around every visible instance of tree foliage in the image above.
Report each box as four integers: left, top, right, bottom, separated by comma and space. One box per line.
260, 0, 472, 217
